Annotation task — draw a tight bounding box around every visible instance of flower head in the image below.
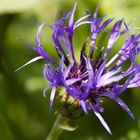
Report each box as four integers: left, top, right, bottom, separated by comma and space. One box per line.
17, 3, 140, 135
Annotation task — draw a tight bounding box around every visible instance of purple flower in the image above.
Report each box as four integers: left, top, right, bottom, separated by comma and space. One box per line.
17, 3, 140, 135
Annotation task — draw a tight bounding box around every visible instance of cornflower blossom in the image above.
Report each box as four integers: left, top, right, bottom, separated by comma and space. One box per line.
17, 3, 140, 135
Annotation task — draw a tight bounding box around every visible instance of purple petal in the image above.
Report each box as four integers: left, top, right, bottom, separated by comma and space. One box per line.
65, 87, 81, 99
104, 19, 123, 59
85, 58, 94, 88
116, 73, 134, 95
97, 68, 122, 87
36, 23, 44, 44
90, 103, 112, 135
80, 40, 89, 60
97, 74, 123, 87
114, 97, 135, 120
43, 64, 56, 81
94, 111, 112, 135
74, 21, 93, 29
100, 94, 134, 120
106, 53, 119, 67
64, 62, 74, 79
115, 40, 139, 68
52, 26, 69, 63
99, 67, 122, 81
43, 64, 63, 87
88, 17, 113, 58
59, 56, 64, 74
15, 56, 43, 72
122, 21, 129, 38
80, 100, 88, 114
99, 18, 114, 33
98, 54, 136, 87
69, 3, 77, 26
43, 85, 51, 97
90, 18, 103, 33
50, 87, 56, 110
75, 14, 90, 24
128, 68, 140, 88
110, 19, 123, 41
64, 27, 76, 61
37, 45, 58, 65
36, 24, 58, 65
93, 3, 99, 18
94, 60, 106, 82
128, 81, 140, 88
65, 78, 80, 86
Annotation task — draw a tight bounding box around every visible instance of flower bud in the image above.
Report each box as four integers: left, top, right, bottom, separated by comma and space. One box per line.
54, 88, 84, 119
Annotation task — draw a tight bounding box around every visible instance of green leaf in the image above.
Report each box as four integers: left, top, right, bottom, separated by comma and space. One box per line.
59, 124, 78, 131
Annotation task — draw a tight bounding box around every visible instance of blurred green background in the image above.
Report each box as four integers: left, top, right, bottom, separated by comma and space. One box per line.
1, 0, 140, 140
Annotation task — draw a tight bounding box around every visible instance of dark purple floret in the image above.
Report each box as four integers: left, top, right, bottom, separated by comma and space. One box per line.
17, 3, 140, 135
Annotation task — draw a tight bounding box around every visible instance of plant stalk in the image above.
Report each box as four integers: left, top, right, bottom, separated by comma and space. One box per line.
45, 114, 67, 140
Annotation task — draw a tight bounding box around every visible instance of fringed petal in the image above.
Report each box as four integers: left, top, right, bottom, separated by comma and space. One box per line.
69, 3, 77, 26
80, 100, 88, 114
15, 56, 43, 72
63, 62, 74, 80
90, 103, 112, 135
85, 57, 94, 88
43, 85, 51, 97
50, 87, 56, 110
114, 97, 135, 120
36, 24, 58, 65
65, 78, 81, 86
100, 94, 134, 120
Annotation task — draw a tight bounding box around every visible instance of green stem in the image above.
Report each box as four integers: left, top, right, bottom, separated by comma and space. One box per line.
46, 114, 67, 140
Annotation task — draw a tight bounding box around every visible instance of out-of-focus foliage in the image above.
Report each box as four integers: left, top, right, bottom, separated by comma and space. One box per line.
0, 0, 140, 140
